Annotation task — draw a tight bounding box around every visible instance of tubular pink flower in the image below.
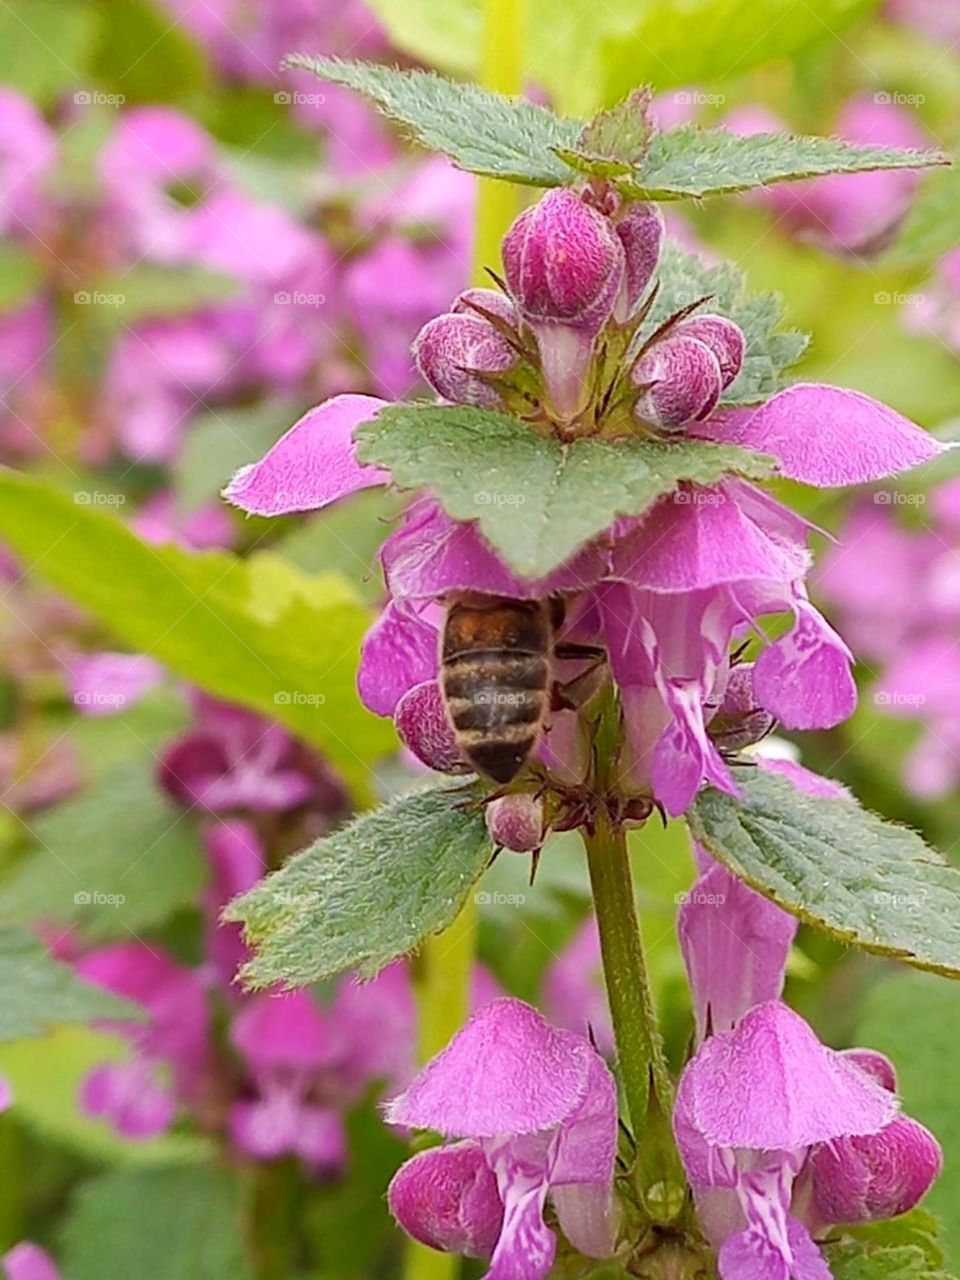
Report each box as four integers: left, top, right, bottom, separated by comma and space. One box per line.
386, 999, 618, 1277
613, 202, 664, 322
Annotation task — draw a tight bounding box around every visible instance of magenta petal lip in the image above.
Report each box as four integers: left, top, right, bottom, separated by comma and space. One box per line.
695, 383, 947, 487
223, 393, 391, 516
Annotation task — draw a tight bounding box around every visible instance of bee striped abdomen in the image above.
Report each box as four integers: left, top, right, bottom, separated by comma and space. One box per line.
441, 595, 551, 785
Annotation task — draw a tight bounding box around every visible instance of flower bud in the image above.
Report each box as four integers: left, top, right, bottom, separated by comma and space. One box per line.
706, 664, 776, 753
413, 311, 518, 408
451, 287, 518, 327
675, 313, 745, 389
613, 203, 664, 322
485, 793, 544, 852
395, 680, 469, 775
502, 189, 624, 419
809, 1115, 943, 1227
389, 1142, 503, 1258
632, 334, 722, 431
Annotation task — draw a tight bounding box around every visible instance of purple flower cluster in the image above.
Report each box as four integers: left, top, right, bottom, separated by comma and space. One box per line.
228, 186, 941, 822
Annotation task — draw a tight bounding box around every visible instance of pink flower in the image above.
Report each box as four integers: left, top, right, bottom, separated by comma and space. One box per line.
66, 652, 164, 718
76, 943, 210, 1139
2, 1243, 61, 1280
386, 998, 618, 1277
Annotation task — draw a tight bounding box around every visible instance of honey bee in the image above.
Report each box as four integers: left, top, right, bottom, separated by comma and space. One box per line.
441, 593, 603, 784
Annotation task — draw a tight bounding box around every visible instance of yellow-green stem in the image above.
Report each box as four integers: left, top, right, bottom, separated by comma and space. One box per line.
404, 4, 523, 1276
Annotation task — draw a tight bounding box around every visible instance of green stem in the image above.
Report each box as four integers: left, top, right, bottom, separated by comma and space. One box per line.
582, 691, 685, 1221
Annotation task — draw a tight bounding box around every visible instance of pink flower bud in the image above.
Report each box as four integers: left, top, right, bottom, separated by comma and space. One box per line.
809, 1115, 943, 1227
388, 1142, 504, 1258
632, 334, 722, 431
485, 793, 544, 852
613, 203, 664, 322
502, 189, 624, 419
706, 664, 776, 753
413, 312, 518, 408
675, 313, 745, 389
451, 288, 518, 327
395, 680, 469, 775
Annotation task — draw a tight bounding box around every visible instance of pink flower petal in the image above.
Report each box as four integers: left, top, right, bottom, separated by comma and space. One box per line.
697, 384, 945, 487
385, 998, 594, 1139
223, 394, 390, 516
357, 601, 439, 717
683, 1001, 897, 1150
3, 1242, 62, 1280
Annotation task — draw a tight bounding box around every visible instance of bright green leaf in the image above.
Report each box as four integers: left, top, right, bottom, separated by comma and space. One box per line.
0, 469, 393, 797
828, 1240, 954, 1280
226, 785, 491, 988
355, 404, 772, 580
556, 89, 655, 178
859, 973, 960, 1265
0, 926, 140, 1040
89, 0, 210, 105
885, 163, 960, 267
61, 1163, 253, 1280
689, 766, 960, 977
281, 56, 581, 186
0, 760, 204, 943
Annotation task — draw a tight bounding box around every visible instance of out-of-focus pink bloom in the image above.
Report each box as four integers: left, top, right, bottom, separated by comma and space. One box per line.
230, 962, 415, 1169
2, 1242, 61, 1280
908, 247, 960, 352
77, 943, 210, 1139
203, 819, 264, 990
886, 0, 960, 43
727, 97, 930, 256
387, 998, 619, 1277
0, 90, 58, 238
67, 652, 164, 717
0, 301, 55, 458
542, 918, 614, 1056
159, 695, 347, 817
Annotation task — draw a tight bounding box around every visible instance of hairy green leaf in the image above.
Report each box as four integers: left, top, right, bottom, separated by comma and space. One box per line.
557, 90, 655, 178
283, 56, 580, 186
226, 785, 491, 988
859, 973, 960, 1265
61, 1164, 253, 1280
828, 1239, 954, 1280
689, 766, 960, 977
0, 469, 393, 796
355, 404, 772, 580
595, 127, 947, 201
0, 927, 140, 1040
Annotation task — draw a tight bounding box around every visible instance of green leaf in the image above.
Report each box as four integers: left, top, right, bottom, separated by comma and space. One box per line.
283, 61, 945, 200
689, 766, 960, 978
828, 1229, 956, 1280
556, 90, 655, 178
61, 1163, 253, 1280
0, 1025, 210, 1164
592, 127, 947, 201
355, 404, 772, 580
647, 238, 808, 404
282, 56, 581, 186
0, 760, 203, 943
0, 0, 99, 105
885, 163, 960, 267
225, 785, 491, 988
0, 926, 140, 1040
858, 973, 960, 1266
0, 469, 393, 797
